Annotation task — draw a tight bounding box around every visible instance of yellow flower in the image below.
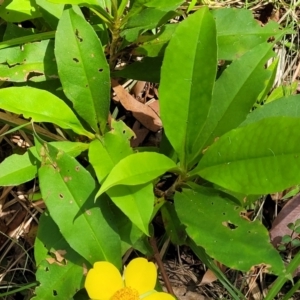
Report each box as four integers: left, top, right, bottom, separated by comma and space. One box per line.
85, 257, 175, 300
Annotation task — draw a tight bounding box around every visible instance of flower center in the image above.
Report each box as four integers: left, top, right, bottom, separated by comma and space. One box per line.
111, 287, 139, 300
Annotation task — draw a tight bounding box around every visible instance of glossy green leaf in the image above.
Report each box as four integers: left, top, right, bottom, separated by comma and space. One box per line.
194, 42, 274, 161
89, 131, 152, 234
0, 87, 93, 138
33, 211, 87, 299
39, 143, 121, 268
89, 133, 133, 184
89, 129, 152, 234
0, 40, 57, 82
107, 184, 154, 235
212, 8, 281, 60
55, 8, 110, 134
175, 187, 284, 274
97, 152, 178, 197
0, 153, 37, 186
111, 119, 135, 141
159, 7, 217, 168
36, 0, 64, 29
0, 0, 41, 22
193, 117, 300, 195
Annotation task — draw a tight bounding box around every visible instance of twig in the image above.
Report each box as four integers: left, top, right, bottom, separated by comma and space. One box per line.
149, 236, 175, 296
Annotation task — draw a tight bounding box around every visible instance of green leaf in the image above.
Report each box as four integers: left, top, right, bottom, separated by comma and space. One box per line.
241, 95, 300, 127
33, 211, 87, 299
266, 82, 298, 104
175, 187, 284, 274
112, 57, 162, 82
110, 203, 150, 255
3, 23, 35, 40
121, 8, 177, 43
212, 8, 281, 60
0, 141, 88, 186
47, 0, 99, 5
193, 117, 300, 195
0, 87, 93, 138
0, 153, 37, 186
161, 202, 187, 245
0, 0, 41, 22
195, 42, 274, 159
55, 8, 110, 134
89, 133, 133, 184
282, 235, 292, 244
96, 152, 178, 197
0, 40, 57, 82
107, 184, 154, 235
133, 24, 177, 57
159, 7, 217, 168
257, 57, 279, 103
291, 239, 300, 247
89, 130, 153, 234
46, 0, 113, 25
36, 0, 64, 29
144, 0, 184, 9
39, 143, 121, 268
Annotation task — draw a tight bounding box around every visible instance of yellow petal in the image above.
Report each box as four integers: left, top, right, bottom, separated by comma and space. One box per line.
124, 258, 157, 295
85, 261, 123, 300
143, 292, 175, 300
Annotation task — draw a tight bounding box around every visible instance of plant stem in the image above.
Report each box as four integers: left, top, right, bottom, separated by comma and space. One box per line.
109, 19, 121, 70
282, 277, 300, 300
117, 0, 128, 17
149, 236, 175, 296
265, 251, 300, 300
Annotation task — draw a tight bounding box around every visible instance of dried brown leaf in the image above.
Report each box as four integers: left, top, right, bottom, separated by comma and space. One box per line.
270, 193, 300, 247
112, 79, 162, 132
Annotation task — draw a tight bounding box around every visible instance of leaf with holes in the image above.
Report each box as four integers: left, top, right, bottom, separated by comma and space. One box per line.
175, 186, 284, 274
0, 87, 93, 138
0, 0, 41, 22
39, 143, 121, 268
0, 142, 88, 186
55, 7, 110, 134
212, 8, 282, 60
96, 152, 179, 197
33, 211, 87, 299
0, 40, 57, 82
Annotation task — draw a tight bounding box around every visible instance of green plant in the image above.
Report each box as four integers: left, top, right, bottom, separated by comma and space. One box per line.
0, 1, 298, 299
